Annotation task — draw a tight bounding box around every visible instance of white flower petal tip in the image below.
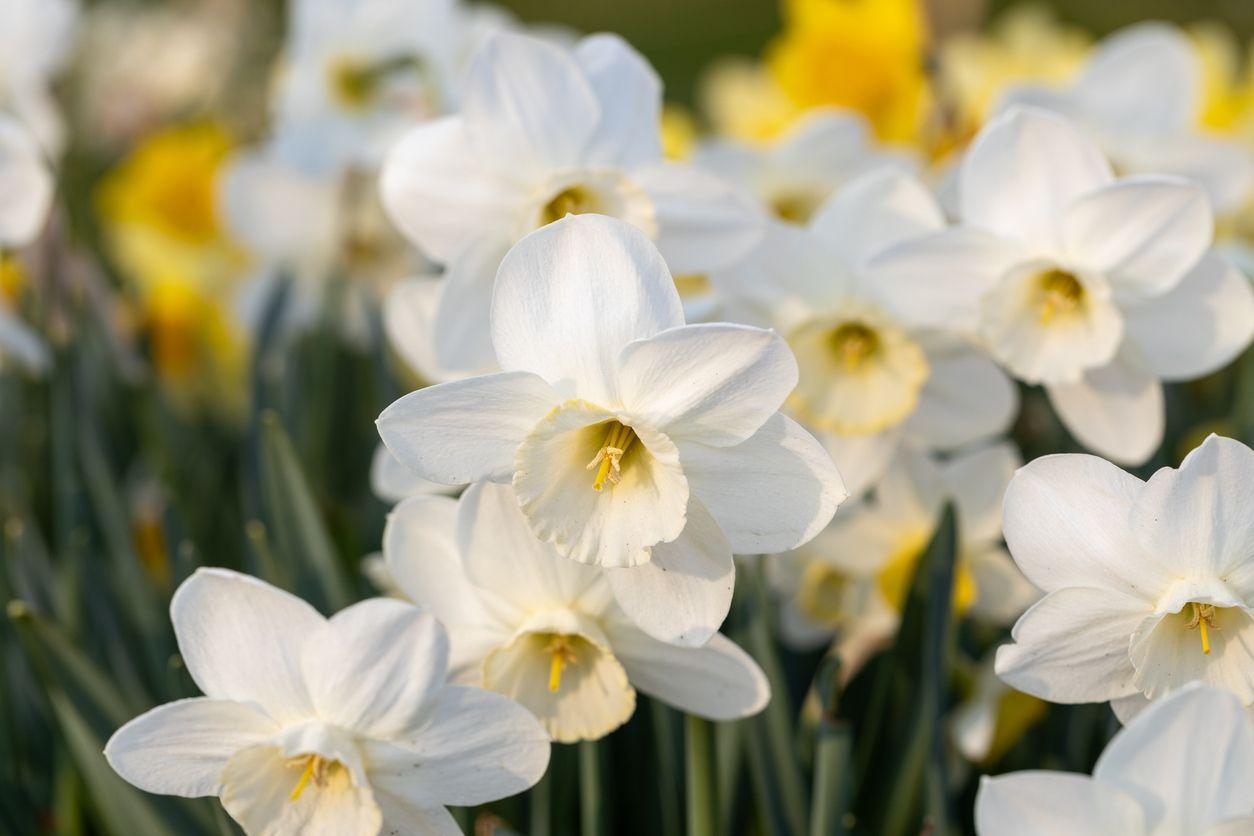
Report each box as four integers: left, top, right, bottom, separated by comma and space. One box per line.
0, 114, 54, 248
106, 569, 551, 832
998, 436, 1254, 713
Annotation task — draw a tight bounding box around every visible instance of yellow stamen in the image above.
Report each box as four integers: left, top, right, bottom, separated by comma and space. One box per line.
828, 322, 880, 372
1185, 602, 1219, 655
1200, 616, 1211, 655
586, 423, 637, 492
541, 185, 600, 225
1036, 269, 1084, 324
289, 757, 318, 802
545, 635, 579, 693
548, 650, 566, 692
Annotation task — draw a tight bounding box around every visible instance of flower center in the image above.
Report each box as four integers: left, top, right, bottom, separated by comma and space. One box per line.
585, 421, 638, 492
544, 634, 581, 692
798, 562, 849, 627
328, 55, 421, 111
672, 273, 711, 299
541, 185, 603, 226
769, 188, 822, 224
1034, 269, 1085, 324
286, 754, 347, 802
1184, 602, 1221, 655
827, 321, 880, 371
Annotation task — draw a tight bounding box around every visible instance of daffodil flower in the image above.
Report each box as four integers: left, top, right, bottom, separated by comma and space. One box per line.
0, 0, 78, 154
378, 215, 845, 646
0, 112, 52, 248
105, 568, 550, 835
723, 168, 1019, 497
998, 22, 1254, 213
871, 106, 1254, 465
975, 684, 1254, 835
996, 434, 1254, 722
772, 443, 1038, 673
384, 482, 770, 743
380, 31, 764, 374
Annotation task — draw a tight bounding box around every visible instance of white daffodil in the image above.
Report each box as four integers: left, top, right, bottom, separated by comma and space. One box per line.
996, 434, 1254, 722
998, 21, 1254, 214
384, 482, 770, 743
720, 167, 1017, 497
871, 106, 1254, 465
0, 0, 78, 154
975, 684, 1254, 835
378, 215, 845, 646
380, 30, 763, 375
105, 568, 549, 836
0, 112, 53, 248
950, 649, 1047, 765
773, 443, 1038, 672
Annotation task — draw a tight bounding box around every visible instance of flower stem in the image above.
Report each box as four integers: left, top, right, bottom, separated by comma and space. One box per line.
579, 740, 605, 836
686, 715, 717, 836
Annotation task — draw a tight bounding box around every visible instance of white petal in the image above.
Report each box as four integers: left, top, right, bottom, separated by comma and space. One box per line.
967, 544, 1042, 626
383, 277, 486, 386
808, 168, 944, 268
459, 481, 608, 612
938, 441, 1021, 546
960, 107, 1113, 249
303, 600, 448, 739
384, 495, 480, 620
1072, 22, 1199, 140
105, 698, 277, 797
1001, 452, 1170, 595
974, 772, 1145, 836
0, 305, 49, 374
866, 228, 1023, 332
681, 414, 846, 554
1122, 132, 1254, 215
431, 235, 512, 373
1207, 817, 1254, 836
462, 32, 600, 180
1123, 254, 1254, 382
995, 587, 1146, 703
376, 371, 558, 485
617, 323, 797, 446
0, 114, 52, 248
818, 429, 900, 500
491, 214, 684, 404
612, 630, 769, 720
513, 401, 689, 568
631, 161, 765, 274
606, 498, 734, 647
903, 340, 1017, 451
1060, 177, 1211, 298
575, 33, 662, 168
370, 443, 457, 504
171, 569, 321, 722
364, 685, 549, 806
1046, 357, 1164, 466
1094, 684, 1254, 834
1130, 435, 1254, 596
374, 796, 461, 836
379, 116, 525, 263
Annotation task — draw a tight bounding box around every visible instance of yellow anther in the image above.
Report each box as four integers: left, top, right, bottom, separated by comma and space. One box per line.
289, 756, 318, 802
828, 322, 880, 372
545, 636, 579, 693
1036, 269, 1084, 324
585, 423, 637, 492
541, 185, 600, 226
1185, 602, 1219, 656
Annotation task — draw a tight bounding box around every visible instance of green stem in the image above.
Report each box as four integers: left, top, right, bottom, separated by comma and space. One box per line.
686, 715, 717, 836
810, 723, 854, 836
530, 766, 552, 836
651, 700, 683, 836
579, 740, 606, 836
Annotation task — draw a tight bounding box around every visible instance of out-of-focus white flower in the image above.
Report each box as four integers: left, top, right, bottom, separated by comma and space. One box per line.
721, 167, 1017, 497
369, 442, 458, 504
999, 22, 1254, 214
975, 684, 1254, 835
384, 482, 770, 743
274, 0, 466, 170
380, 30, 764, 375
996, 434, 1254, 722
0, 0, 77, 153
378, 215, 844, 646
950, 649, 1047, 764
773, 443, 1037, 671
0, 112, 52, 248
871, 106, 1254, 465
105, 568, 550, 835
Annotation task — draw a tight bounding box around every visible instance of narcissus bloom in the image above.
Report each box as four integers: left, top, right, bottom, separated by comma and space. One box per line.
381, 30, 763, 374
0, 112, 52, 248
997, 435, 1254, 721
774, 443, 1037, 671
384, 482, 769, 743
999, 22, 1254, 213
871, 106, 1254, 465
0, 0, 78, 153
378, 215, 845, 644
105, 569, 549, 835
975, 684, 1254, 835
720, 168, 1017, 496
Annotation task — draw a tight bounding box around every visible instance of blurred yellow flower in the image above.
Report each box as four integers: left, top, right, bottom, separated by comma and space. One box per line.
765, 0, 930, 143
96, 122, 249, 412
699, 57, 799, 144
1192, 23, 1254, 134
660, 103, 698, 160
